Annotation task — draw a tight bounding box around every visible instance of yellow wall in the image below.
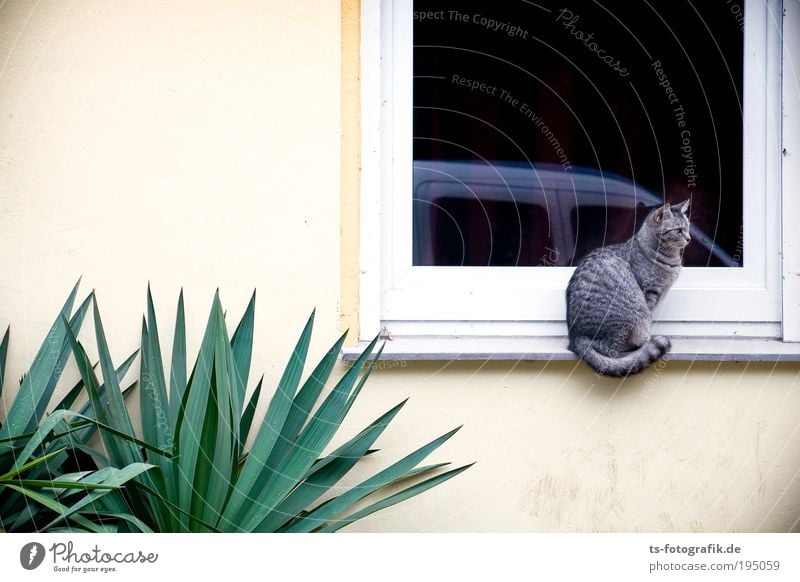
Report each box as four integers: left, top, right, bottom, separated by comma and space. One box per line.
339, 0, 360, 340
0, 0, 342, 360
1, 0, 799, 532
339, 360, 800, 532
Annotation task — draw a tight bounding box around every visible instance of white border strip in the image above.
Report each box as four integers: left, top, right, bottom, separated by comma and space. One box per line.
782, 0, 800, 342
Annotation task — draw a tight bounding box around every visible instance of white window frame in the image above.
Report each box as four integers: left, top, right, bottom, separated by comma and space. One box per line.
354, 0, 800, 359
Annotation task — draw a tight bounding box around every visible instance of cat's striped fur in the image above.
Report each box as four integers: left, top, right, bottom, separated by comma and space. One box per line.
566, 200, 691, 377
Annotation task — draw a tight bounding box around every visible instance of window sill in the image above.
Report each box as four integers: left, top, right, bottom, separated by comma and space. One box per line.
341, 336, 800, 362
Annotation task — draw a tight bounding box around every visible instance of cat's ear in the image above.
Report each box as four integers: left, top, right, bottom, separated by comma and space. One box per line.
654, 203, 671, 223
676, 199, 691, 215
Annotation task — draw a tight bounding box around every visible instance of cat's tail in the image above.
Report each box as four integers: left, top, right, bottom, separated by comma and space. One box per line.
570, 335, 671, 377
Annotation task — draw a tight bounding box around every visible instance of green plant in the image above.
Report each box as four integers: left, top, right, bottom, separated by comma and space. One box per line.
0, 283, 154, 532
66, 289, 470, 532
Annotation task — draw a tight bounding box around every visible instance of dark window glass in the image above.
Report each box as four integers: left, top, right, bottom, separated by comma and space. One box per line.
413, 0, 743, 267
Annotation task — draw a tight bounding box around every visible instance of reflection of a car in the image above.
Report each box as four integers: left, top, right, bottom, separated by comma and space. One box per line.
413, 160, 737, 267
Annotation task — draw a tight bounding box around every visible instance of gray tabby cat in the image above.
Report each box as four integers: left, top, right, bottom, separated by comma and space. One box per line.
566, 200, 691, 377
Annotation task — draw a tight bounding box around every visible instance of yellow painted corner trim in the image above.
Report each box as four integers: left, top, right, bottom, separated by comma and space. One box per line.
340, 0, 361, 344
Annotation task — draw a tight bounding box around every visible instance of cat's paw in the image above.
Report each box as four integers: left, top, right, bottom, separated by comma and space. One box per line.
651, 335, 672, 355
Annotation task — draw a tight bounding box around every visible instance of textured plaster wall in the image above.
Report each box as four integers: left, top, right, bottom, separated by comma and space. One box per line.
0, 0, 342, 363
1, 0, 799, 532
339, 360, 800, 532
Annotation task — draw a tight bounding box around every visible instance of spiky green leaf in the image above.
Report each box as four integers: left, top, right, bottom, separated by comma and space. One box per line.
239, 376, 263, 449
255, 400, 407, 532
169, 290, 187, 430
230, 291, 255, 417
319, 463, 474, 532
0, 326, 9, 403
220, 310, 314, 528
42, 463, 155, 530
284, 426, 463, 532
236, 336, 381, 531
92, 297, 142, 465
0, 281, 89, 448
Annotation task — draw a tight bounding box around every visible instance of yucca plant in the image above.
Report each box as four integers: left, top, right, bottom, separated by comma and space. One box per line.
66, 288, 470, 532
0, 283, 155, 532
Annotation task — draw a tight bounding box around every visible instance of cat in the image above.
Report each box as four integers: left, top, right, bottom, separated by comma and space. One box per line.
566, 200, 691, 377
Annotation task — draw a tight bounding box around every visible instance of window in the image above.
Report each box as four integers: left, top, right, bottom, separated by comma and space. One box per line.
356, 0, 799, 357
413, 1, 742, 269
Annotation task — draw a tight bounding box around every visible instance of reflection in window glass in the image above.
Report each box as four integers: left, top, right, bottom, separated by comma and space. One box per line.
413, 0, 743, 267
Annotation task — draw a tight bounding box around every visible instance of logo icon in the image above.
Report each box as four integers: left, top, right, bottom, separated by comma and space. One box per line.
20, 542, 46, 570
